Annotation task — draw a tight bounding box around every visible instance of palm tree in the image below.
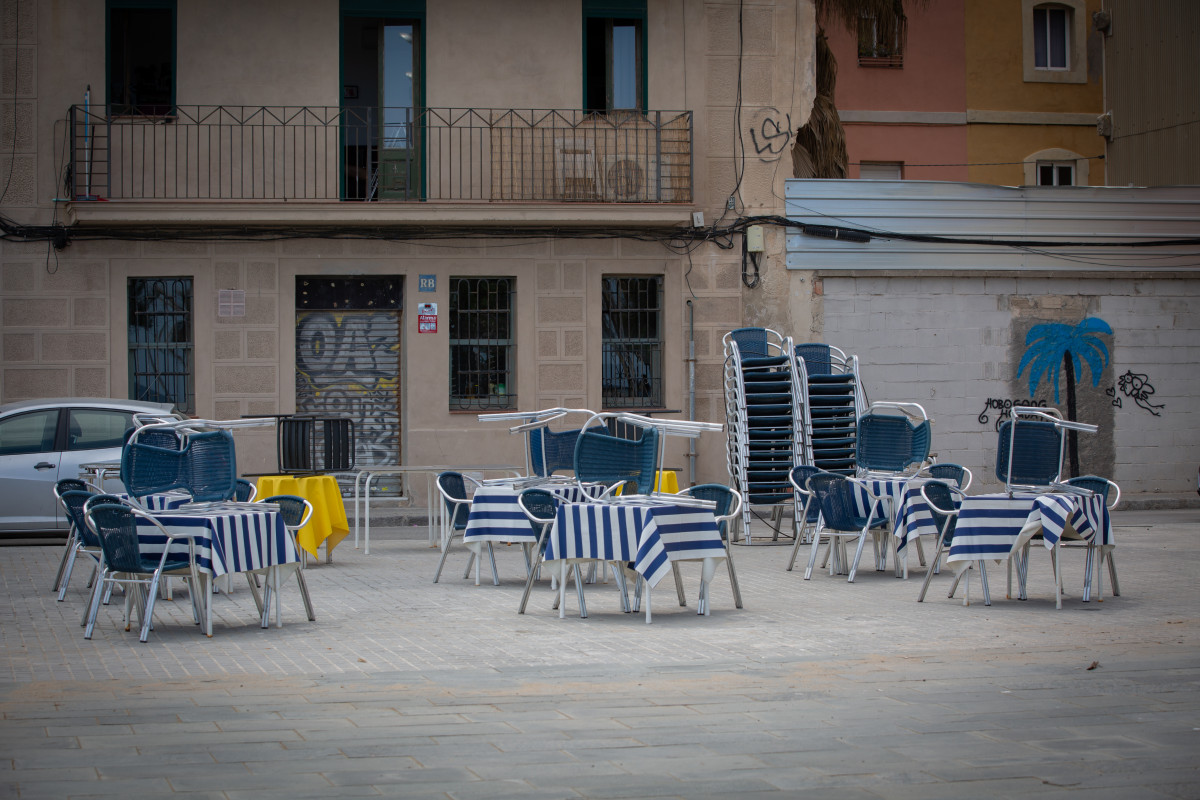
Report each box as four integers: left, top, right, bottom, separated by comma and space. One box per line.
1017, 318, 1113, 478
794, 0, 922, 178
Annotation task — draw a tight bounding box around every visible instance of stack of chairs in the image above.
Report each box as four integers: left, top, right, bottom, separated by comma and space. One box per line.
794, 343, 864, 476
722, 327, 807, 542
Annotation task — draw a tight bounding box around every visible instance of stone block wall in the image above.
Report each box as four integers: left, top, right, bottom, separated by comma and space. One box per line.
819, 272, 1200, 502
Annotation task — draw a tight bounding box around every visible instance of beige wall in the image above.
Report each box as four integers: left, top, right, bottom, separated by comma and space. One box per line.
1, 0, 818, 498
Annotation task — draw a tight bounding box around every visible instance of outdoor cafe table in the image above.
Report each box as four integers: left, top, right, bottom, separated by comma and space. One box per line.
461, 481, 592, 585
133, 501, 300, 635
542, 498, 727, 622
895, 490, 1112, 607
851, 475, 928, 576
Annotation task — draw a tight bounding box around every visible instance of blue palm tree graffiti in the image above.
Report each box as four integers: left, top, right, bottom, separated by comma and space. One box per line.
1017, 317, 1112, 477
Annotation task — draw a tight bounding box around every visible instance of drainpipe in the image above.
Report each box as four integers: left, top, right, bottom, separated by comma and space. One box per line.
686, 299, 696, 486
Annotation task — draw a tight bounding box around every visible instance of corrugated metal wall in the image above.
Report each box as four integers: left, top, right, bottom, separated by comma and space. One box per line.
785, 179, 1200, 271
1103, 0, 1200, 186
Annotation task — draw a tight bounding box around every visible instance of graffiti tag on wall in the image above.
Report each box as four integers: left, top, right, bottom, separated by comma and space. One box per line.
296, 311, 401, 470
978, 398, 1048, 431
748, 107, 793, 162
1107, 370, 1165, 416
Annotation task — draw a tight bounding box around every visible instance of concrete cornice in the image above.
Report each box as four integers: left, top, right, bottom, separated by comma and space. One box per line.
839, 110, 967, 125
966, 109, 1099, 126
63, 200, 698, 228
838, 109, 1099, 127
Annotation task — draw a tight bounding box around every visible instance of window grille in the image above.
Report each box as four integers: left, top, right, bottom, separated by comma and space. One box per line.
449, 277, 515, 410
128, 277, 194, 414
602, 276, 662, 409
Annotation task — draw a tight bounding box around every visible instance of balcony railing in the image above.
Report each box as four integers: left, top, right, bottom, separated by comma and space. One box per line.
67, 105, 693, 204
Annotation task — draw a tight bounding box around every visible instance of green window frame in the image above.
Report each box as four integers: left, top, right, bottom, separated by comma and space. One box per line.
583, 0, 648, 112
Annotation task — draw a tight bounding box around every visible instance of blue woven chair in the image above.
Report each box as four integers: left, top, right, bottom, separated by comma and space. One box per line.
726, 327, 791, 368
856, 404, 931, 477
121, 428, 238, 504
255, 494, 316, 627
677, 483, 744, 613
794, 343, 833, 375
51, 478, 92, 593
530, 424, 606, 477
917, 462, 973, 492
786, 465, 824, 571
1064, 475, 1120, 602
914, 480, 982, 604
55, 489, 102, 602
516, 488, 570, 614
573, 423, 660, 498
803, 472, 890, 582
995, 418, 1064, 494
235, 478, 257, 502
82, 502, 203, 642
432, 471, 487, 584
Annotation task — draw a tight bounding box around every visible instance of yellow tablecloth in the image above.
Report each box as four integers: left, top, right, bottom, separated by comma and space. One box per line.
254, 474, 350, 561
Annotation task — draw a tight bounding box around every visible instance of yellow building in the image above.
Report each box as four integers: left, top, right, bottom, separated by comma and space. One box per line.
966, 0, 1106, 186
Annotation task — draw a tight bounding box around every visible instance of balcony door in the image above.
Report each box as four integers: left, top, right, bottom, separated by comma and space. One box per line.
340, 3, 424, 200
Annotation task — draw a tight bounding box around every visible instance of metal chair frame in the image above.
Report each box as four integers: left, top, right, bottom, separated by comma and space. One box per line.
913, 481, 984, 605
255, 494, 316, 627
82, 502, 204, 642
676, 483, 744, 614
432, 471, 488, 584
803, 472, 890, 582
786, 465, 823, 571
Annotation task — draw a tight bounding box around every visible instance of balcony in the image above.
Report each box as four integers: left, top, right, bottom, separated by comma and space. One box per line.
65, 105, 694, 227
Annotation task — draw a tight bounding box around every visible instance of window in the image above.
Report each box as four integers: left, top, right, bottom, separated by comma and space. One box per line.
857, 161, 904, 180
0, 411, 58, 457
67, 409, 139, 451
1023, 148, 1088, 186
857, 13, 906, 68
1033, 5, 1068, 70
584, 1, 647, 111
128, 277, 194, 414
1021, 0, 1086, 84
449, 277, 514, 410
107, 1, 176, 115
1037, 161, 1075, 186
602, 276, 662, 409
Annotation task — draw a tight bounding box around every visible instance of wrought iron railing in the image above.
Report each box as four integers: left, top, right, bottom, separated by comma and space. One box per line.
67, 105, 693, 203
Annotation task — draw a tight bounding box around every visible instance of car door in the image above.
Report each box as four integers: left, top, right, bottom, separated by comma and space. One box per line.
0, 408, 64, 531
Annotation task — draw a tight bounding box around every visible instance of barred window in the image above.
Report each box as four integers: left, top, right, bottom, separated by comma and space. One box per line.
128, 277, 194, 414
602, 276, 662, 409
449, 277, 515, 410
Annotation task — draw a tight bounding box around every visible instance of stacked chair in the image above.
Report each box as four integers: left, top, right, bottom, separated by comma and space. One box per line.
723, 327, 808, 542
794, 343, 865, 476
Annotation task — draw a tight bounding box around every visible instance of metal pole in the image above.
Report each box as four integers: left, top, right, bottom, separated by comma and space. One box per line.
686, 299, 696, 487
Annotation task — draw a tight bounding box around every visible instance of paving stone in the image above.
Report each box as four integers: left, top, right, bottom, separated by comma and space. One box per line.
0, 510, 1198, 797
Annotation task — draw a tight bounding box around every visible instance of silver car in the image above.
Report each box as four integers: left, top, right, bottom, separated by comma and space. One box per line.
0, 397, 175, 535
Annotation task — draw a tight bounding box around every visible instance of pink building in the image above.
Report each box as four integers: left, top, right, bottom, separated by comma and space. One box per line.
821, 0, 967, 181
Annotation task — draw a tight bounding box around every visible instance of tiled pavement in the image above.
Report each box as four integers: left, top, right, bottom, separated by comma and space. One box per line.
1, 509, 1198, 798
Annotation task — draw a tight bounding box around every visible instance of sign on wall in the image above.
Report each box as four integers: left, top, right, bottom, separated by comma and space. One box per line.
418, 302, 437, 333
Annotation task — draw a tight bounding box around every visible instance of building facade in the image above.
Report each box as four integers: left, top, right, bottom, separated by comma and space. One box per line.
0, 0, 815, 490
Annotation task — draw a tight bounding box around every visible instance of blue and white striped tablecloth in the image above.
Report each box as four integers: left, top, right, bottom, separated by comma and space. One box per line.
544, 501, 725, 588
464, 483, 592, 545
893, 485, 946, 556
851, 477, 924, 520
947, 492, 1110, 566
136, 506, 295, 577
